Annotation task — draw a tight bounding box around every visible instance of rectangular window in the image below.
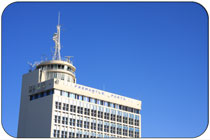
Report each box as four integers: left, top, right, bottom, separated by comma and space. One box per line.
117, 127, 122, 135
91, 109, 96, 117
70, 105, 76, 112
129, 118, 134, 125
69, 118, 75, 126
57, 116, 61, 123
84, 121, 90, 129
77, 120, 83, 128
84, 108, 90, 115
54, 115, 58, 123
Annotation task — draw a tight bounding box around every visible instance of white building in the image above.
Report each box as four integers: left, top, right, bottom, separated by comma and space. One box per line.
17, 17, 142, 138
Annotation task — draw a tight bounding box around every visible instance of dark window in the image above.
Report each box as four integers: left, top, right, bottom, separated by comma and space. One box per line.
129, 130, 134, 137
104, 125, 109, 132
98, 111, 103, 118
117, 115, 122, 122
77, 120, 83, 128
91, 122, 96, 130
111, 126, 116, 134
129, 118, 134, 125
104, 113, 110, 120
70, 105, 76, 112
84, 121, 90, 129
123, 117, 128, 124
84, 108, 90, 115
123, 129, 128, 136
135, 119, 139, 126
111, 114, 116, 121
91, 110, 96, 117
98, 124, 103, 131
69, 118, 75, 126
117, 128, 122, 135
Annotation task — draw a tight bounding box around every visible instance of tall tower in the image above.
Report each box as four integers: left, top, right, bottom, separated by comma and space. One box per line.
17, 15, 141, 138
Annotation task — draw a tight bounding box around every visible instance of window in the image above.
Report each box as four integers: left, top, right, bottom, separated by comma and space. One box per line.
91, 105, 96, 117
54, 115, 58, 123
53, 64, 58, 69
83, 131, 89, 138
76, 130, 82, 138
135, 115, 140, 126
104, 112, 110, 120
77, 120, 83, 128
62, 117, 68, 125
129, 114, 134, 125
135, 128, 139, 138
61, 131, 67, 138
63, 103, 66, 111
97, 100, 101, 105
97, 120, 103, 131
117, 125, 122, 135
66, 104, 69, 111
78, 95, 83, 100
116, 104, 119, 109
91, 120, 96, 130
77, 107, 83, 114
110, 123, 116, 134
90, 132, 96, 138
84, 120, 90, 129
111, 110, 116, 121
40, 92, 44, 97
53, 130, 56, 137
69, 93, 75, 99
69, 118, 75, 126
129, 127, 134, 137
123, 126, 128, 136
70, 105, 76, 112
69, 131, 75, 138
62, 117, 65, 124
55, 102, 61, 110
57, 116, 61, 123
90, 98, 95, 103
123, 112, 128, 124
104, 101, 108, 106
117, 111, 122, 122
35, 94, 38, 99
104, 122, 109, 132
30, 95, 34, 101
61, 91, 68, 97
53, 130, 60, 138
84, 108, 90, 115
98, 111, 103, 118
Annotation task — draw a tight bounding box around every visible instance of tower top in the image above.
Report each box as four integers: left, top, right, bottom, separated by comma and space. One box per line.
52, 13, 61, 60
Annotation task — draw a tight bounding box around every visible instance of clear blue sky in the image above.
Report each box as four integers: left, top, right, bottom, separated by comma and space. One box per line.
2, 2, 208, 138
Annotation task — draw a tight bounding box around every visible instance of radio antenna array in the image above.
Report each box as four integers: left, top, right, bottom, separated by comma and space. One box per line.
52, 12, 61, 60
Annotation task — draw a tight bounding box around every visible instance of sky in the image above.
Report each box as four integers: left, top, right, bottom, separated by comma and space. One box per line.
1, 2, 208, 138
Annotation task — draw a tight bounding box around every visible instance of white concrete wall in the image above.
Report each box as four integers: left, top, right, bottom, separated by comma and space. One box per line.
17, 69, 53, 137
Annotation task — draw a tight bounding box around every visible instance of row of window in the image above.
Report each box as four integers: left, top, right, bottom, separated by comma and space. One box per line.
54, 115, 139, 135
53, 129, 139, 138
57, 89, 140, 114
55, 102, 140, 126
46, 72, 74, 83
30, 89, 140, 115
37, 64, 74, 74
29, 90, 53, 100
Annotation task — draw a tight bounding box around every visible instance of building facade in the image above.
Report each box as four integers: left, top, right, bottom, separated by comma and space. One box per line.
17, 18, 142, 138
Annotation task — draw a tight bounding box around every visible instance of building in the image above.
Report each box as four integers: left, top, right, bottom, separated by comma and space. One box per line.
17, 16, 142, 138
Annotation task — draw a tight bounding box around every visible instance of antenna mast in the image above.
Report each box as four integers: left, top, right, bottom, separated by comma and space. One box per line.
53, 12, 61, 60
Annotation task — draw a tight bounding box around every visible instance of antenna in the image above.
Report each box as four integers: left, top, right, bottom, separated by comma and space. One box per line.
27, 61, 40, 72
65, 56, 73, 63
52, 12, 61, 60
